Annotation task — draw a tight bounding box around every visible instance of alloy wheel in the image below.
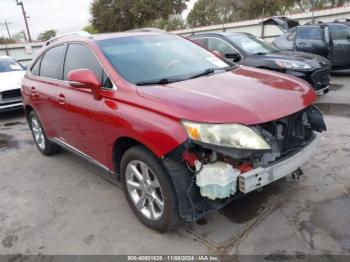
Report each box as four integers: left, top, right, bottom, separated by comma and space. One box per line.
31, 116, 45, 151
125, 160, 165, 221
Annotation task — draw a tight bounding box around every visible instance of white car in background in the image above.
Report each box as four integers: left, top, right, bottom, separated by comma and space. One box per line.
0, 56, 26, 112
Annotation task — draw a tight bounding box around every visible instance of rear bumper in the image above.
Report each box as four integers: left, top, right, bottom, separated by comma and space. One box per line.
239, 134, 318, 193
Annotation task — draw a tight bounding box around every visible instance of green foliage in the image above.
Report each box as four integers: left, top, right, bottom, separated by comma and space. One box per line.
0, 37, 16, 45
147, 16, 186, 31
90, 0, 189, 32
37, 29, 57, 41
187, 0, 350, 27
83, 24, 99, 34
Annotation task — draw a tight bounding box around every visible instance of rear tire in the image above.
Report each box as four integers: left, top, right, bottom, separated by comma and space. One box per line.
120, 145, 179, 232
29, 111, 59, 156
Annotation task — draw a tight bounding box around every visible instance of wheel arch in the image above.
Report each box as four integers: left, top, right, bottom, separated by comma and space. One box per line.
24, 105, 34, 122
112, 136, 143, 176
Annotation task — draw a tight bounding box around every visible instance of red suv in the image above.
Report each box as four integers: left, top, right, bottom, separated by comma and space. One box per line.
22, 31, 326, 232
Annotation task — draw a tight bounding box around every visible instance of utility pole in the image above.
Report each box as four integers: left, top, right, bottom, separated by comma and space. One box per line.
311, 0, 316, 23
15, 0, 32, 42
0, 21, 13, 39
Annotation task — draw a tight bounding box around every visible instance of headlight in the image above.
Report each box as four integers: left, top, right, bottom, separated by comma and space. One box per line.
275, 60, 312, 70
182, 121, 271, 150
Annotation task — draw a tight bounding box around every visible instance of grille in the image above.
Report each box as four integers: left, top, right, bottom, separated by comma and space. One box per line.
311, 68, 330, 87
1, 89, 21, 101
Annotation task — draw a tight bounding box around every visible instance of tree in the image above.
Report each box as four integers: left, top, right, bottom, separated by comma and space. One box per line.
0, 37, 16, 45
187, 0, 222, 27
186, 0, 350, 28
90, 0, 189, 32
147, 15, 186, 31
83, 24, 99, 34
37, 30, 57, 42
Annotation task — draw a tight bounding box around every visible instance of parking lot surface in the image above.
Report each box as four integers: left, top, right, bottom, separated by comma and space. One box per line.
1, 73, 350, 256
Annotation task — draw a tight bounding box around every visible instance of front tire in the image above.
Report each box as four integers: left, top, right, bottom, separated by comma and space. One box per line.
120, 145, 179, 232
29, 111, 59, 156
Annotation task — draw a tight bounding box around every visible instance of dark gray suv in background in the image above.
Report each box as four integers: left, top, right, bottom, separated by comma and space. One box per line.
270, 18, 350, 70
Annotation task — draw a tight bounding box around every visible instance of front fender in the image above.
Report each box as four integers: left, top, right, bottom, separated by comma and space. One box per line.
102, 99, 188, 171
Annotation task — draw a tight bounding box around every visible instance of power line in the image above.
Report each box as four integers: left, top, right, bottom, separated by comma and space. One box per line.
15, 0, 32, 42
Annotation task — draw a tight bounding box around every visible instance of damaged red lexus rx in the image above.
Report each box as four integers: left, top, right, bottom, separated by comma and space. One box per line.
22, 31, 326, 232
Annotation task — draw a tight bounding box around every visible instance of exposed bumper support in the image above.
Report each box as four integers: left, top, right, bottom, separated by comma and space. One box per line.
239, 135, 319, 193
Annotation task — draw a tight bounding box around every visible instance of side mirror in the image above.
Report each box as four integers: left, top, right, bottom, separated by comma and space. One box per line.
68, 69, 102, 100
225, 52, 241, 62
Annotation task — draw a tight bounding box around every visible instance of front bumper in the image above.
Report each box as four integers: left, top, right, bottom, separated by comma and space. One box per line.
0, 101, 23, 112
239, 134, 318, 193
287, 67, 330, 93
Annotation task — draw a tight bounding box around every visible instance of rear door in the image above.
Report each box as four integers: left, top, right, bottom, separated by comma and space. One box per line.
24, 45, 65, 137
294, 26, 329, 57
56, 43, 111, 165
328, 24, 350, 67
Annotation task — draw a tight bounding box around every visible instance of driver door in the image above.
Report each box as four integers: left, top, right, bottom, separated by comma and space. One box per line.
329, 24, 350, 67
56, 43, 109, 165
294, 26, 329, 57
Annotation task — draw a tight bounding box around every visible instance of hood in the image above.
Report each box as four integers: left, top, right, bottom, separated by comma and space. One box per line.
136, 66, 316, 125
0, 71, 25, 92
254, 51, 331, 69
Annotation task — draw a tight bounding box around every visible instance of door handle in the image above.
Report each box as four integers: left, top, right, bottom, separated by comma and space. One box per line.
57, 93, 66, 104
29, 86, 38, 96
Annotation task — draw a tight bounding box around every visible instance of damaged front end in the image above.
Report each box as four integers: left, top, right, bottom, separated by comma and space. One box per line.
162, 105, 326, 221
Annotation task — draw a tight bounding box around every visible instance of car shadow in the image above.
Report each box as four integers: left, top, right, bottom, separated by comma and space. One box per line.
0, 109, 25, 121
331, 69, 350, 77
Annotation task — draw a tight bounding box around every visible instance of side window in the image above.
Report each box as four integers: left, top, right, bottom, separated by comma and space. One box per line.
192, 38, 209, 48
40, 45, 65, 79
329, 24, 350, 42
207, 38, 235, 56
102, 71, 113, 89
296, 26, 323, 40
286, 29, 296, 41
64, 44, 103, 83
30, 57, 41, 76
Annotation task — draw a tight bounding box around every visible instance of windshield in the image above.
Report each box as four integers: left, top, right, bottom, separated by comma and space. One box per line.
98, 34, 230, 84
228, 34, 278, 55
0, 57, 24, 73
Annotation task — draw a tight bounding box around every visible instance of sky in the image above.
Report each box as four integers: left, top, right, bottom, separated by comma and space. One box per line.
0, 0, 198, 40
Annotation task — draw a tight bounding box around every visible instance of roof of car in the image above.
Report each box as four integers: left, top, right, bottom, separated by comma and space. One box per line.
191, 32, 249, 37
45, 30, 170, 46
91, 31, 165, 40
0, 56, 11, 59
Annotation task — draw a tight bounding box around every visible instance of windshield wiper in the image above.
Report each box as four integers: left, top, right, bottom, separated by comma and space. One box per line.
189, 66, 236, 80
136, 78, 182, 86
254, 52, 268, 55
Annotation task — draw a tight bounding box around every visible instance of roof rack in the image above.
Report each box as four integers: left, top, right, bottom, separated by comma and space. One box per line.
304, 20, 324, 25
334, 18, 350, 23
45, 31, 92, 46
127, 28, 165, 33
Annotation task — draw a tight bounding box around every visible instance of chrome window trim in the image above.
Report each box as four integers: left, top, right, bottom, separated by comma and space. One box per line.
28, 42, 117, 91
